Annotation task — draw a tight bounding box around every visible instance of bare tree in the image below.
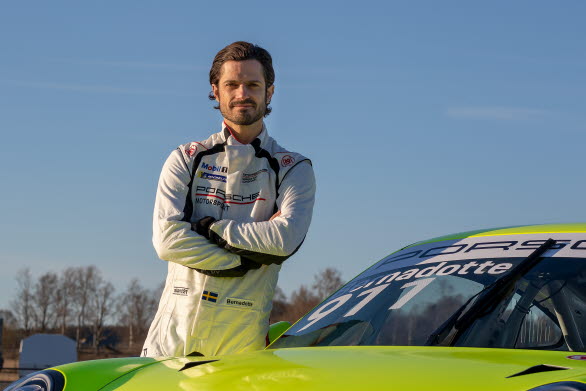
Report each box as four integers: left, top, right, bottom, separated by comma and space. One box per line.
0, 310, 17, 329
31, 272, 58, 332
311, 268, 344, 300
71, 266, 99, 348
54, 267, 77, 335
88, 278, 115, 352
269, 268, 345, 324
10, 268, 35, 334
1, 309, 20, 351
117, 279, 157, 349
286, 285, 321, 322
270, 286, 289, 322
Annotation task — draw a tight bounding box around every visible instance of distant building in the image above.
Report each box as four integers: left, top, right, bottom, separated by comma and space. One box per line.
19, 334, 77, 377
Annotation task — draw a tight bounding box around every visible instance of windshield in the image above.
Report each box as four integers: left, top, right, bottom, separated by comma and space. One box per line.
271, 235, 586, 351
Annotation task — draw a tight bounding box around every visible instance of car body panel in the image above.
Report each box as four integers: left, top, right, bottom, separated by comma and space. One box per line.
50, 357, 169, 390
71, 347, 586, 391
405, 223, 586, 249
9, 223, 585, 391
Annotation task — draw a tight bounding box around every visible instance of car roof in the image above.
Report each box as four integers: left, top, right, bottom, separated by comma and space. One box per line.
404, 223, 586, 249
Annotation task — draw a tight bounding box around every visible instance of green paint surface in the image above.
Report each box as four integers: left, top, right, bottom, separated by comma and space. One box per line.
404, 223, 586, 249
51, 357, 169, 390
54, 347, 586, 391
49, 223, 586, 391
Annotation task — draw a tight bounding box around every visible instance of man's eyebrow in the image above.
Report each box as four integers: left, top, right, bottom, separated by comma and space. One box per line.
223, 79, 263, 83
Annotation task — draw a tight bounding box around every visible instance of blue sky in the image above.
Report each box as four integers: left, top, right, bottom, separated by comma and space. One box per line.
1, 1, 585, 310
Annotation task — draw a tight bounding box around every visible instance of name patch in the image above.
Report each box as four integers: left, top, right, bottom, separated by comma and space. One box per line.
226, 297, 255, 308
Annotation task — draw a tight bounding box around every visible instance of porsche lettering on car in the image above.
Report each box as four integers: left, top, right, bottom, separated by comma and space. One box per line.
7, 223, 586, 391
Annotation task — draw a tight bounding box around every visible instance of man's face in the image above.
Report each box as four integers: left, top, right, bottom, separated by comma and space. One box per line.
212, 59, 274, 126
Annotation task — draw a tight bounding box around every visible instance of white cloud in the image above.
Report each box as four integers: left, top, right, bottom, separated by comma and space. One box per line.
446, 106, 549, 120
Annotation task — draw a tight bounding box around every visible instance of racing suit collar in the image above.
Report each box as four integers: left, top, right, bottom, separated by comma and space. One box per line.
221, 121, 268, 147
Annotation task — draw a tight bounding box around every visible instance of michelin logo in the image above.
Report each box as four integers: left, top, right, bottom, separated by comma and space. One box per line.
226, 297, 255, 308
199, 172, 227, 183
201, 162, 228, 173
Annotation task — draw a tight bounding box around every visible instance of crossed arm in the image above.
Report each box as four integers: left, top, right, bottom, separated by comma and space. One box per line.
152, 149, 316, 274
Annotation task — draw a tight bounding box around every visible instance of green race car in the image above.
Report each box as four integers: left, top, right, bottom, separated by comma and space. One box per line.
8, 223, 586, 391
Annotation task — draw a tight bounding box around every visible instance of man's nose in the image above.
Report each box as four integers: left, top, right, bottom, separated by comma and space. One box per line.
235, 84, 250, 98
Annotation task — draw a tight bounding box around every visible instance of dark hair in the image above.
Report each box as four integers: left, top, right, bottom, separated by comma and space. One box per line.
208, 41, 274, 116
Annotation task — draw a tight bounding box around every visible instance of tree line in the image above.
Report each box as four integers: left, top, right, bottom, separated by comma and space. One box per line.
1, 266, 344, 354
3, 266, 158, 352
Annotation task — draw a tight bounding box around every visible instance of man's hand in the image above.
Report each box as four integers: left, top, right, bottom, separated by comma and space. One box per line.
191, 211, 284, 269
192, 216, 217, 239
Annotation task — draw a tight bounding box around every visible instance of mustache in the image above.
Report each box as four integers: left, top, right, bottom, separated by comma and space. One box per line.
230, 99, 256, 108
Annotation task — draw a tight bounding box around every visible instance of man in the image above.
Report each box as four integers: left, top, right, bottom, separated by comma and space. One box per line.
142, 42, 316, 357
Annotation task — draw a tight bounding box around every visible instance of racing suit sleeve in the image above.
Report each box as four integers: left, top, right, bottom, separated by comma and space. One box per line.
152, 149, 241, 270
206, 161, 316, 265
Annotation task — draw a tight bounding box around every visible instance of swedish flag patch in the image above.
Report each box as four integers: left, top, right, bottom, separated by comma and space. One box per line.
202, 290, 218, 303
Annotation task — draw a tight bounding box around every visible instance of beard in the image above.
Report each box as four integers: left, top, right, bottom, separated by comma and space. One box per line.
218, 96, 267, 126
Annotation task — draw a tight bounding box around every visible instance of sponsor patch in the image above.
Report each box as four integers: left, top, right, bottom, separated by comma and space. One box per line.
199, 171, 227, 183
173, 287, 189, 296
242, 169, 268, 184
201, 162, 228, 173
281, 155, 295, 167
195, 186, 266, 204
567, 355, 586, 361
195, 197, 230, 210
226, 297, 255, 308
186, 143, 198, 156
202, 290, 218, 303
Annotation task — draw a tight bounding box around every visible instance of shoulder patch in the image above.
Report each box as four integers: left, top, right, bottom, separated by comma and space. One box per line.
274, 151, 298, 168
183, 142, 208, 157
186, 142, 198, 156
280, 154, 295, 167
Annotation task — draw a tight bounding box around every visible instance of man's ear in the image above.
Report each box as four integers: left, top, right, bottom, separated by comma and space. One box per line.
267, 84, 275, 104
212, 84, 220, 102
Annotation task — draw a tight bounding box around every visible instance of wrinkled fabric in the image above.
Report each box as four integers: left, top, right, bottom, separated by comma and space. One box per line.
142, 123, 315, 357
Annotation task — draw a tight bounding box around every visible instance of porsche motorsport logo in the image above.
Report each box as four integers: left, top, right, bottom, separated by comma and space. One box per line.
195, 186, 265, 204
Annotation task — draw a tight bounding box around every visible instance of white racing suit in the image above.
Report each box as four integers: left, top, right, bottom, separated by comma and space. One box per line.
142, 123, 316, 357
